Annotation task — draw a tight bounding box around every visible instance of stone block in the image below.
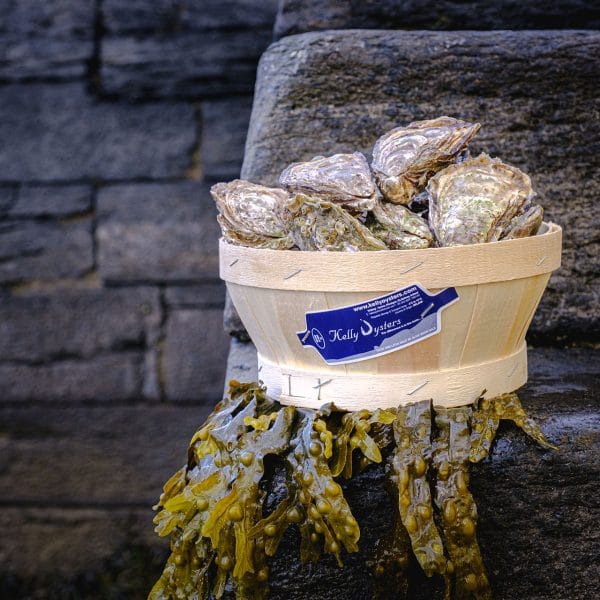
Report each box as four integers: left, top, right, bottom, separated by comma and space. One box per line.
0, 287, 160, 363
274, 0, 600, 39
0, 83, 196, 182
0, 354, 144, 402
0, 402, 210, 595
100, 0, 277, 99
0, 0, 95, 80
241, 30, 600, 343
103, 0, 279, 33
9, 184, 92, 217
97, 182, 221, 282
0, 507, 162, 587
0, 219, 93, 284
221, 342, 599, 599
223, 338, 258, 389
164, 282, 225, 308
163, 308, 230, 402
101, 30, 273, 99
201, 97, 253, 180
0, 404, 204, 505
0, 187, 17, 215
223, 291, 251, 341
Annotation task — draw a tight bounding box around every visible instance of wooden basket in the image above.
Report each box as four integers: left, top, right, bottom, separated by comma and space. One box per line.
220, 222, 562, 410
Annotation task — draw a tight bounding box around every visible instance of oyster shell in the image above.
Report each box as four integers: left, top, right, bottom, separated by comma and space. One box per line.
284, 194, 387, 251
211, 179, 294, 249
428, 153, 535, 247
279, 152, 380, 212
501, 204, 543, 240
368, 201, 433, 249
371, 117, 481, 205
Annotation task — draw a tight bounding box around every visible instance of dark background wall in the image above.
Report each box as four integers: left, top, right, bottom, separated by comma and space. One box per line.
0, 0, 278, 404
0, 1, 277, 597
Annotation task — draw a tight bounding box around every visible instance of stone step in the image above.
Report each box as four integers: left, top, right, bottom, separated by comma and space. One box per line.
223, 30, 600, 345
274, 0, 600, 40
221, 341, 599, 599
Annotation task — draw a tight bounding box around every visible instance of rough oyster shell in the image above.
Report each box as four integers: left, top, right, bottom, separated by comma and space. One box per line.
368, 201, 433, 249
428, 153, 535, 247
501, 204, 543, 240
279, 152, 380, 211
371, 117, 481, 205
211, 179, 294, 249
284, 194, 387, 251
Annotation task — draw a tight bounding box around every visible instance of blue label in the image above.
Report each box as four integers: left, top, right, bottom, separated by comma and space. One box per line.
297, 284, 459, 365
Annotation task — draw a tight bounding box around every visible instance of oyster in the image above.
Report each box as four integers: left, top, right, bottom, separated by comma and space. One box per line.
501, 204, 543, 240
428, 153, 536, 247
371, 117, 481, 205
367, 201, 433, 249
211, 180, 294, 249
284, 194, 387, 251
279, 152, 380, 212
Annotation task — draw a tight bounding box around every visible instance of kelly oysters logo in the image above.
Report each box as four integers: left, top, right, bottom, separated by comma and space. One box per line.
298, 284, 459, 365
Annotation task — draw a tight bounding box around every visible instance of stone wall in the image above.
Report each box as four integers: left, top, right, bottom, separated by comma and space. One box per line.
274, 0, 600, 39
0, 0, 278, 404
0, 2, 277, 597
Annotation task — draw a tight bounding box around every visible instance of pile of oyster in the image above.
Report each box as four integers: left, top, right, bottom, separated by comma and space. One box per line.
211, 117, 544, 250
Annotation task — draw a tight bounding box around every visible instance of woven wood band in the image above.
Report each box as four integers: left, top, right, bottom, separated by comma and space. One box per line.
257, 343, 527, 410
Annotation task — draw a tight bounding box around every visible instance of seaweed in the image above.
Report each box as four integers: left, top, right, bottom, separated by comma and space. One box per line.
470, 393, 556, 463
150, 383, 555, 599
433, 407, 491, 599
390, 401, 447, 578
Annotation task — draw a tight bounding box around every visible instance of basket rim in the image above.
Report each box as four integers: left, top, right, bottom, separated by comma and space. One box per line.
220, 221, 562, 291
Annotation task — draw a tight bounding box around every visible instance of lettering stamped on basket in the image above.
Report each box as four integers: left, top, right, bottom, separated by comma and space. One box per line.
297, 284, 459, 365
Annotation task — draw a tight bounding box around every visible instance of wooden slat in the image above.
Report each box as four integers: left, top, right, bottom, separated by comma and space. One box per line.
220, 223, 561, 291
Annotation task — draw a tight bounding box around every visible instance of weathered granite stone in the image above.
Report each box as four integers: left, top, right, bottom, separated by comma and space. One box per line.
0, 507, 160, 581
201, 98, 253, 180
97, 182, 221, 282
0, 404, 205, 505
0, 354, 144, 402
0, 187, 17, 215
274, 0, 600, 39
238, 30, 600, 343
103, 0, 279, 33
0, 83, 196, 182
0, 219, 93, 284
0, 0, 95, 80
223, 337, 259, 387
0, 287, 160, 362
223, 292, 251, 341
101, 30, 273, 99
163, 309, 231, 402
100, 1, 277, 99
221, 341, 599, 600
9, 185, 92, 217
164, 282, 225, 308
0, 402, 209, 596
